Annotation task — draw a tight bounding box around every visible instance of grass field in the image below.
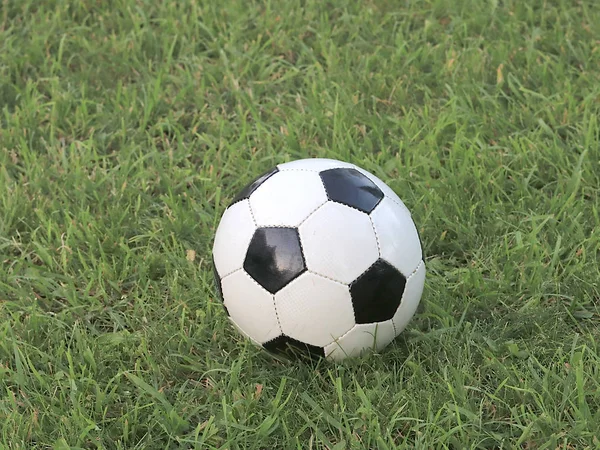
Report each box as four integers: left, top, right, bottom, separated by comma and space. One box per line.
1, 0, 600, 448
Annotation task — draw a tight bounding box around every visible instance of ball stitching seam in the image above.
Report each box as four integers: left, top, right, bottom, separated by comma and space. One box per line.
220, 266, 244, 282
239, 269, 285, 337
368, 215, 382, 258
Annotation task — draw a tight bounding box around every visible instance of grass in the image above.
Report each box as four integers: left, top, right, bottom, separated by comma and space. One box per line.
1, 0, 599, 448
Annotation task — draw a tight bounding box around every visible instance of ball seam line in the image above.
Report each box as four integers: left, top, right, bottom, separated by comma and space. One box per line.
219, 266, 243, 283
247, 199, 258, 227
277, 164, 354, 173
327, 322, 358, 348
390, 317, 398, 336
271, 293, 284, 337
349, 258, 379, 287
296, 198, 329, 228
407, 259, 425, 281
392, 259, 425, 333
306, 269, 347, 286
328, 199, 379, 217
383, 194, 411, 215
368, 215, 382, 259
277, 167, 321, 173
239, 269, 285, 337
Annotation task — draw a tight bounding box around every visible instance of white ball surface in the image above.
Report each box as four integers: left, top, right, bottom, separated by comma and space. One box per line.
212, 158, 425, 360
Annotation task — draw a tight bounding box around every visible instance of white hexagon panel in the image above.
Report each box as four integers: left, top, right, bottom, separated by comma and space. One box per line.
212, 200, 257, 277
299, 201, 379, 284
324, 320, 396, 361
249, 170, 328, 227
370, 196, 423, 277
275, 272, 355, 347
221, 270, 281, 344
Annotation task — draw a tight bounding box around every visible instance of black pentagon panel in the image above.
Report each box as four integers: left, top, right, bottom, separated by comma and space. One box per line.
319, 168, 384, 213
230, 167, 278, 206
263, 335, 325, 359
350, 259, 407, 324
212, 257, 229, 316
244, 227, 306, 294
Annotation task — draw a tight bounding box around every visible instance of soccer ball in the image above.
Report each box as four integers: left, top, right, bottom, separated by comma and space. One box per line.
212, 158, 425, 361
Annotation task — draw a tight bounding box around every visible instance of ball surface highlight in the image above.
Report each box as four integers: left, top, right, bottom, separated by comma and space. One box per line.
212, 158, 425, 361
